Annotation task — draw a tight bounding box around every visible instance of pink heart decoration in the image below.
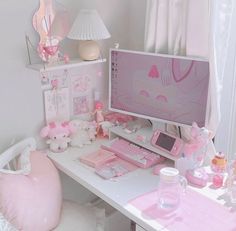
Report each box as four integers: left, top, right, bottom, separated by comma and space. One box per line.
172, 59, 194, 83
148, 65, 160, 78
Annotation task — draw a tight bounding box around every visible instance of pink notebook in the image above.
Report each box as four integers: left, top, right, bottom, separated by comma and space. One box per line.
129, 188, 236, 231
80, 149, 116, 168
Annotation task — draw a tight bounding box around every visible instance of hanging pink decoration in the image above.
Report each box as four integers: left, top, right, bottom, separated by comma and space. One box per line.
32, 0, 70, 64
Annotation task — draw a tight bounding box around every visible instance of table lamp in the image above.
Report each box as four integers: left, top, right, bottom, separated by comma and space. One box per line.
67, 9, 111, 61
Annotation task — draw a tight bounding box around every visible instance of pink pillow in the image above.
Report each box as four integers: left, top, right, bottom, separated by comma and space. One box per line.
0, 151, 62, 231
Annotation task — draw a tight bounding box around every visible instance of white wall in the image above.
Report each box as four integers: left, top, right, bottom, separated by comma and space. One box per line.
0, 1, 43, 152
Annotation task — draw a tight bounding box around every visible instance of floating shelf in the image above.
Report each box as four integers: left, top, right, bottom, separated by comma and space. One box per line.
27, 58, 107, 72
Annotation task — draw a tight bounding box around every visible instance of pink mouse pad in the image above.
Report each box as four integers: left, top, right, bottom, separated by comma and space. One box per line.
129, 188, 236, 231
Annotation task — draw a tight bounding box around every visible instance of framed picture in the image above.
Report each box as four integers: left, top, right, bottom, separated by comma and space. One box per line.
44, 87, 70, 122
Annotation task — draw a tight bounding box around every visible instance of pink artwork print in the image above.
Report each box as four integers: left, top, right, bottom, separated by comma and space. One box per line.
73, 96, 89, 115
72, 76, 90, 94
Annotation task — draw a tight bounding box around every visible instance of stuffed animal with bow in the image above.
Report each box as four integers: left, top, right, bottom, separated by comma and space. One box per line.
40, 121, 75, 153
182, 122, 212, 187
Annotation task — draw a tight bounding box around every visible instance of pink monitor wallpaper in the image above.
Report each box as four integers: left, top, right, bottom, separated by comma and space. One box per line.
109, 49, 210, 127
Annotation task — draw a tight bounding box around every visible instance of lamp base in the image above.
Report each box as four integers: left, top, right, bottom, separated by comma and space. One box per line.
78, 40, 100, 61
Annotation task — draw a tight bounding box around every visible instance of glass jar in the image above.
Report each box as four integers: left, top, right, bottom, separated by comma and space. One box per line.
157, 167, 187, 213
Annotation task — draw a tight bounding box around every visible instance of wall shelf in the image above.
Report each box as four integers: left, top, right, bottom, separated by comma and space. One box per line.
27, 58, 106, 72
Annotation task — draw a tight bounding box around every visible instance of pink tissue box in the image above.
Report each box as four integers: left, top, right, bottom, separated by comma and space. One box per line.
80, 149, 116, 168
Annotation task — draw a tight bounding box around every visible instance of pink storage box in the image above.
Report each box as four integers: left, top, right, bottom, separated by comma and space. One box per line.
79, 149, 116, 168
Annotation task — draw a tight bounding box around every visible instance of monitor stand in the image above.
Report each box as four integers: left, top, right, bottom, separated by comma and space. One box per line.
151, 120, 182, 139
151, 120, 166, 132
108, 121, 180, 167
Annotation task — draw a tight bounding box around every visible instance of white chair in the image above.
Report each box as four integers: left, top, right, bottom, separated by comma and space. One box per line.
0, 138, 105, 231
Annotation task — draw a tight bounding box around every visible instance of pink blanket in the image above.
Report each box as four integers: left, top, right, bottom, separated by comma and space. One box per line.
129, 188, 236, 231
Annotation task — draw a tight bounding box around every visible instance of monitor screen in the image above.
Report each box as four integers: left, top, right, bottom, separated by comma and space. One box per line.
109, 49, 210, 127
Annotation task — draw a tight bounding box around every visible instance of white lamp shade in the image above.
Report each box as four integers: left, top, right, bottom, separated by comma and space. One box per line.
67, 9, 111, 40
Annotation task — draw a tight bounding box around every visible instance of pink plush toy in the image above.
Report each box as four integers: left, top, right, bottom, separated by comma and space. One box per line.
183, 122, 211, 187
40, 121, 75, 153
70, 120, 97, 148
183, 122, 211, 161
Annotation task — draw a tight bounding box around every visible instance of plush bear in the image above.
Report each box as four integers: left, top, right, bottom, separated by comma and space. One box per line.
70, 120, 97, 148
40, 121, 75, 153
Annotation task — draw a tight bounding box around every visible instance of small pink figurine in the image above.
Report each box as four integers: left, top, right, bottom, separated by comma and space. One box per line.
92, 101, 105, 136
93, 101, 104, 124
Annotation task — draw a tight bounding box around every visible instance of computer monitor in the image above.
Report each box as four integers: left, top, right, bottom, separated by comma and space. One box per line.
109, 49, 210, 128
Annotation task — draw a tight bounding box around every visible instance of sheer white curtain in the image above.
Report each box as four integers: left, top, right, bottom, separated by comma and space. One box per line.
144, 0, 234, 145
144, 0, 188, 56
211, 0, 236, 157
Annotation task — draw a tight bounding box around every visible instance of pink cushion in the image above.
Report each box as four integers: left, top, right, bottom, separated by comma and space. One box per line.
0, 151, 62, 231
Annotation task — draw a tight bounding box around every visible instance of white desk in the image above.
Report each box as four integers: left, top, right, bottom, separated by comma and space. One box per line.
48, 139, 230, 231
